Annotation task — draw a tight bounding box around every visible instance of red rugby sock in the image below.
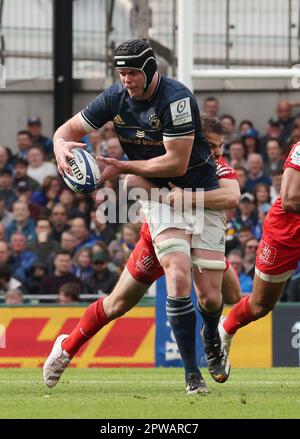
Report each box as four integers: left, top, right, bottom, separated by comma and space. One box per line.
223, 295, 255, 335
62, 298, 108, 357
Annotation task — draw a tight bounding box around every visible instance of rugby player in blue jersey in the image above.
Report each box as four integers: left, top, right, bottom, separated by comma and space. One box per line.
46, 39, 232, 393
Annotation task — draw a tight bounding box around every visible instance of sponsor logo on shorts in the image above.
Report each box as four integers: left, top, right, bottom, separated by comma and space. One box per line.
135, 248, 159, 274
258, 240, 277, 265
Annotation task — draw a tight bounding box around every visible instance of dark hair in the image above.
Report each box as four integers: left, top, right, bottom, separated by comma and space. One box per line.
266, 137, 282, 149
0, 265, 11, 281
59, 282, 81, 301
200, 115, 229, 136
17, 130, 32, 139
54, 250, 71, 258
37, 216, 51, 226
13, 157, 28, 167
253, 183, 271, 204
204, 96, 219, 104
221, 114, 236, 126
239, 120, 254, 130
234, 165, 248, 176
271, 169, 283, 177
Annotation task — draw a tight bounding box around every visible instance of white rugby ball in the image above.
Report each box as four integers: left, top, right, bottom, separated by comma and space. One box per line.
63, 148, 100, 193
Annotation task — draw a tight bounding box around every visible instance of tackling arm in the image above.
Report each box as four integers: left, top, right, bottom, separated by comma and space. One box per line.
281, 167, 300, 213
202, 179, 240, 209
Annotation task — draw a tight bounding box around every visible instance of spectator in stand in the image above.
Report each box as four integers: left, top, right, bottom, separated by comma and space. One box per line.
108, 223, 140, 270
245, 153, 272, 193
263, 138, 285, 175
229, 140, 247, 169
221, 114, 238, 155
88, 131, 104, 156
0, 265, 23, 295
101, 122, 117, 153
6, 201, 36, 243
32, 175, 62, 209
83, 251, 119, 296
5, 288, 24, 305
228, 250, 253, 294
59, 189, 77, 218
9, 232, 38, 282
288, 126, 300, 151
106, 137, 127, 161
252, 203, 270, 241
27, 116, 53, 159
12, 158, 40, 192
202, 96, 219, 118
39, 250, 82, 296
27, 146, 58, 186
89, 241, 120, 274
58, 282, 81, 304
16, 181, 41, 222
270, 170, 283, 203
71, 217, 96, 251
234, 166, 247, 194
24, 261, 47, 295
60, 231, 77, 256
237, 226, 254, 250
73, 192, 94, 224
235, 193, 258, 231
50, 203, 69, 241
0, 195, 14, 228
224, 209, 242, 254
16, 130, 33, 160
29, 217, 60, 267
0, 145, 13, 174
238, 120, 254, 136
89, 208, 115, 245
259, 118, 283, 159
242, 238, 259, 278
276, 100, 295, 145
72, 247, 93, 282
0, 169, 18, 210
242, 128, 260, 156
253, 183, 271, 211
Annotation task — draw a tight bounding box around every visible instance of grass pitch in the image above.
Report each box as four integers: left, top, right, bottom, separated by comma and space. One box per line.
1, 368, 300, 419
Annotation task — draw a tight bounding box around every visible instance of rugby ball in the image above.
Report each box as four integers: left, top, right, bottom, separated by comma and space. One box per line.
63, 148, 100, 193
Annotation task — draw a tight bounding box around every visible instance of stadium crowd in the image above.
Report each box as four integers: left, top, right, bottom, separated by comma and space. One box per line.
1, 99, 300, 304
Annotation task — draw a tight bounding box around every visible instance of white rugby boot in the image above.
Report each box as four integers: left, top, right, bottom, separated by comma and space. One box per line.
43, 334, 70, 388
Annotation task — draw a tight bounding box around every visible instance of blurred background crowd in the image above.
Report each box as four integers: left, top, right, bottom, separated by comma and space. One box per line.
1, 96, 300, 305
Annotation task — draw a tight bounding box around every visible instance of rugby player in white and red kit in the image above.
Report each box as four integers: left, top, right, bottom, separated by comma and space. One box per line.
219, 141, 300, 358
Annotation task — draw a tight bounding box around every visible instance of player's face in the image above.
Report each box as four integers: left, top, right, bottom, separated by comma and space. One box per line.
117, 68, 145, 98
205, 132, 224, 161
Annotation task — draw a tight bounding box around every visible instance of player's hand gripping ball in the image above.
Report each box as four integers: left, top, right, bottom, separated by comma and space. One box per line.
63, 148, 100, 193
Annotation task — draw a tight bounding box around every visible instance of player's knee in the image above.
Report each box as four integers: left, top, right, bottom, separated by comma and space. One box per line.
199, 295, 221, 312
164, 263, 191, 295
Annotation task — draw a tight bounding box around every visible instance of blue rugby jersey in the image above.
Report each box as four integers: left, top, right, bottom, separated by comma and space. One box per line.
81, 75, 218, 191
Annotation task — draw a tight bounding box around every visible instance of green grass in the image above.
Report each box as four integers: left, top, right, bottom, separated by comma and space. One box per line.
1, 368, 300, 419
